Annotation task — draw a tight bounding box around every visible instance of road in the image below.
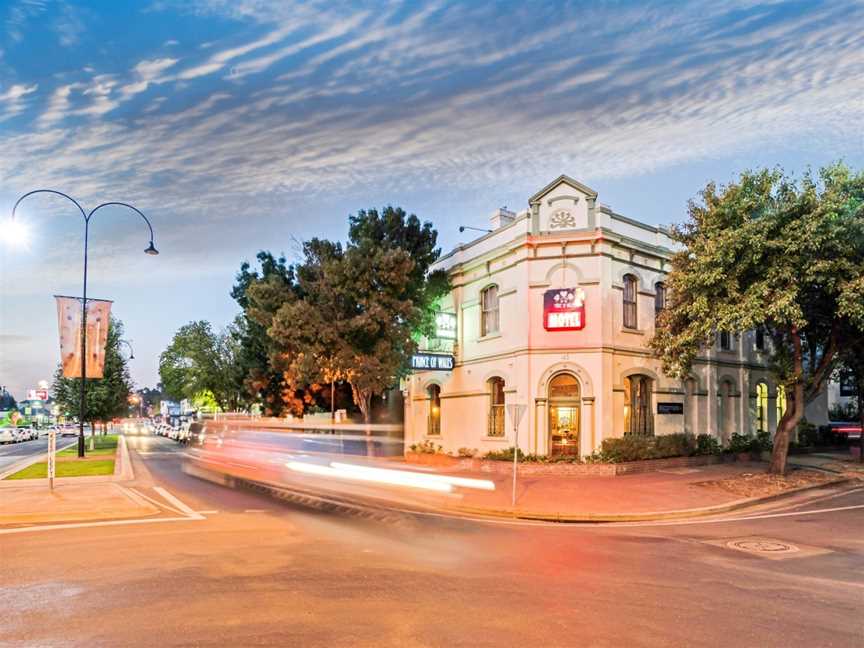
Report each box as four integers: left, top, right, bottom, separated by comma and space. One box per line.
0, 435, 77, 473
2, 434, 863, 647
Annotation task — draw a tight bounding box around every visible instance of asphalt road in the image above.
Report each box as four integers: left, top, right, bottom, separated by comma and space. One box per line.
2, 434, 862, 647
0, 435, 77, 472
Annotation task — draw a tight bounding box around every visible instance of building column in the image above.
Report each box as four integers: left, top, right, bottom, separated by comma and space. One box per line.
534, 398, 547, 455
582, 396, 596, 455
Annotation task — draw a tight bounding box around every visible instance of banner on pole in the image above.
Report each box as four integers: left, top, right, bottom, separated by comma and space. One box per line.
55, 296, 113, 379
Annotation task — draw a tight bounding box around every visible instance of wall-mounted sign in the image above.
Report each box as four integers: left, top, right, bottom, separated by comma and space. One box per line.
657, 402, 684, 414
27, 389, 48, 401
411, 353, 454, 371
839, 371, 856, 397
543, 288, 586, 331
435, 312, 457, 340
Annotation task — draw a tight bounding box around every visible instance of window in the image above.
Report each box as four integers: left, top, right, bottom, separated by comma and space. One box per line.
623, 274, 638, 329
719, 331, 731, 351
624, 374, 653, 436
776, 387, 787, 424
756, 383, 768, 433
654, 282, 666, 324
480, 285, 499, 336
427, 384, 441, 436
487, 377, 505, 437
755, 328, 765, 352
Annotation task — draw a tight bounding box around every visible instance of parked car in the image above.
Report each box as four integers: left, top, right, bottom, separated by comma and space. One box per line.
0, 428, 15, 444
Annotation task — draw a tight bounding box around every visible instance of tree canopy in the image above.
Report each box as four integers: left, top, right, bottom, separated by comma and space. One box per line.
651, 163, 864, 474
244, 206, 450, 421
159, 319, 246, 411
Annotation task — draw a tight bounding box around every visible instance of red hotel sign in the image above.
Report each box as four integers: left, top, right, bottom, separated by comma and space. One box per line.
543, 288, 586, 331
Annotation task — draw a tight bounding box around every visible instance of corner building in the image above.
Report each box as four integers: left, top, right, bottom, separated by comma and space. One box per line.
404, 175, 827, 457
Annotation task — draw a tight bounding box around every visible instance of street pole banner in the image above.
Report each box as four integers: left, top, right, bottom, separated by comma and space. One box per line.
85, 299, 112, 379
55, 296, 113, 379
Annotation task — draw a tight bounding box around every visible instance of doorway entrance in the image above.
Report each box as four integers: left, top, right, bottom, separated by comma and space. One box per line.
548, 373, 581, 457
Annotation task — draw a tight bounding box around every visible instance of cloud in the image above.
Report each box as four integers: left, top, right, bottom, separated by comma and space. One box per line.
3, 0, 864, 227
120, 57, 179, 98
0, 82, 37, 103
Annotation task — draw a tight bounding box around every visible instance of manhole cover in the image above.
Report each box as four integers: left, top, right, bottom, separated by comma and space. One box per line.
726, 539, 799, 554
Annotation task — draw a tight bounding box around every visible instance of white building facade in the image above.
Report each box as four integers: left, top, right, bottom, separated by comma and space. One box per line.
403, 175, 827, 457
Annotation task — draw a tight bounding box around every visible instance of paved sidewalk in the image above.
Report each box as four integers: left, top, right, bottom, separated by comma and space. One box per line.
434, 461, 854, 521
0, 481, 159, 525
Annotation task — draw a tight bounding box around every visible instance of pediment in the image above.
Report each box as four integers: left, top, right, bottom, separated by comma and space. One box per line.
529, 175, 598, 206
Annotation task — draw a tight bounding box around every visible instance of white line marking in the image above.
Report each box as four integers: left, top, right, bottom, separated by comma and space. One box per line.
0, 516, 203, 536
244, 509, 269, 514
153, 486, 204, 520
197, 509, 219, 514
126, 487, 184, 516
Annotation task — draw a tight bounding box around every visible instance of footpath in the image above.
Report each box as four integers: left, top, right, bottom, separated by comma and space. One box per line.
0, 435, 159, 527
416, 451, 863, 522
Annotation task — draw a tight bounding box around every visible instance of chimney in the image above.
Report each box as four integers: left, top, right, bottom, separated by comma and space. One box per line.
489, 207, 516, 230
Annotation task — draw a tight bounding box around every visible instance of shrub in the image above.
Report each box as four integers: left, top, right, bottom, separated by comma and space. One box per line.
695, 434, 722, 456
409, 440, 444, 455
754, 430, 773, 452
728, 433, 753, 454
457, 447, 478, 458
829, 401, 859, 422
796, 418, 818, 447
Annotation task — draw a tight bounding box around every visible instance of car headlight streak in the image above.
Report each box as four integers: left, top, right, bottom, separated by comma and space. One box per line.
285, 460, 495, 494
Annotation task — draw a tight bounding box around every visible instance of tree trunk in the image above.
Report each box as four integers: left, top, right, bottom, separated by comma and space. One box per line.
769, 328, 804, 475
331, 382, 335, 421
349, 382, 372, 423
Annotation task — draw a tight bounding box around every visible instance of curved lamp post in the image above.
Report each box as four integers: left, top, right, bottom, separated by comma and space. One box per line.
10, 190, 158, 457
119, 339, 135, 360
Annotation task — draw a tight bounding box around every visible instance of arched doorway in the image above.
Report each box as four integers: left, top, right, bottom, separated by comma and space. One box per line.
548, 373, 581, 457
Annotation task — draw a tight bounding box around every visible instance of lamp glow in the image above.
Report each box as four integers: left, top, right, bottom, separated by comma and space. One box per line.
1, 219, 30, 247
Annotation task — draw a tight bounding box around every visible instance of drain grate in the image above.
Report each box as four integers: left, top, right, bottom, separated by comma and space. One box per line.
726, 539, 799, 555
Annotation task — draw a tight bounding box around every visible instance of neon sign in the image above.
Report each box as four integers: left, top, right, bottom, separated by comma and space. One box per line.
543, 288, 586, 331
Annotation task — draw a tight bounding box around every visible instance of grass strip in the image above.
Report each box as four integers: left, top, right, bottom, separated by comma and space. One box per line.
6, 459, 116, 479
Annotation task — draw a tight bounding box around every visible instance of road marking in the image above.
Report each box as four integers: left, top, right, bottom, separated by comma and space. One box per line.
197, 509, 219, 514
244, 509, 269, 514
153, 486, 205, 520
127, 487, 184, 516
0, 516, 203, 536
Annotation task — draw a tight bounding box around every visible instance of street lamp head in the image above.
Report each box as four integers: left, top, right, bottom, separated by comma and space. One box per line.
144, 241, 159, 256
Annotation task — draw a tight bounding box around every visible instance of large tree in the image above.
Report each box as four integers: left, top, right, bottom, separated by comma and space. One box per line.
231, 251, 299, 415
652, 164, 864, 474
251, 207, 450, 422
159, 320, 246, 411
52, 316, 133, 433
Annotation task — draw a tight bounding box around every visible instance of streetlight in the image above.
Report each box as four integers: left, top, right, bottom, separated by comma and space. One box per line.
8, 190, 159, 458
119, 339, 135, 360
458, 225, 493, 234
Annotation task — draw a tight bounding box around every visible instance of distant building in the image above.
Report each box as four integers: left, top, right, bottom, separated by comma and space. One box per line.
403, 175, 828, 457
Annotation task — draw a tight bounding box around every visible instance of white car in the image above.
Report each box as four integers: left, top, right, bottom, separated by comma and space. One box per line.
0, 428, 15, 444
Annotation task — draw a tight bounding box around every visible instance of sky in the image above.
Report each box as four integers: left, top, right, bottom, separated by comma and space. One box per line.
1, 0, 863, 399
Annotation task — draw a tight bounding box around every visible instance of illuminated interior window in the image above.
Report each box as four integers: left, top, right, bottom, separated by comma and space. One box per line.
487, 377, 505, 437
427, 384, 441, 436
756, 382, 769, 433
625, 374, 653, 436
776, 387, 787, 424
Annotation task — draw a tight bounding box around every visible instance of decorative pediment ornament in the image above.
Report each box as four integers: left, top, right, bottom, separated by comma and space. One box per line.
549, 209, 576, 229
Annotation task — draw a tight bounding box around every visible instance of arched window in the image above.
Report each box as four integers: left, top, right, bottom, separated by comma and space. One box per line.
427, 384, 441, 436
481, 285, 499, 336
776, 387, 787, 425
487, 377, 505, 437
623, 274, 638, 329
654, 282, 666, 324
755, 383, 768, 433
624, 374, 653, 436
